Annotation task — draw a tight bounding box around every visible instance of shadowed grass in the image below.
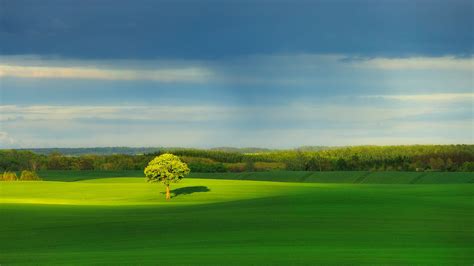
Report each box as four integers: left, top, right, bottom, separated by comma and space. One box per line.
170, 186, 210, 198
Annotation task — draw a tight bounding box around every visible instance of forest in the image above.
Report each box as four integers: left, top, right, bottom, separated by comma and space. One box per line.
1, 145, 473, 173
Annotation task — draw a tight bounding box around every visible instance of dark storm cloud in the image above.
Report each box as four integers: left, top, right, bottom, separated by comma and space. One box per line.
1, 0, 472, 59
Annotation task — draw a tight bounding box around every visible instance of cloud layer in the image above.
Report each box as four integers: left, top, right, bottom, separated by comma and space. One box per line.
1, 55, 472, 83
1, 93, 472, 148
1, 54, 472, 148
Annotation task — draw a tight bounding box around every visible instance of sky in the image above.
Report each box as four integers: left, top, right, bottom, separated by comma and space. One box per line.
0, 0, 473, 148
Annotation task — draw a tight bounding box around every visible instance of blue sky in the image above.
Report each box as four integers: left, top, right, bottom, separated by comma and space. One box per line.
0, 0, 472, 148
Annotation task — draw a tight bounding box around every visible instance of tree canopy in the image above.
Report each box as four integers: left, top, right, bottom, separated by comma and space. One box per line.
144, 153, 190, 200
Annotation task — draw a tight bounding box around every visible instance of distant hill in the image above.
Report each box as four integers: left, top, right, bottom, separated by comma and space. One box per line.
18, 146, 336, 156
295, 146, 335, 152
210, 147, 274, 153
17, 147, 166, 156
18, 147, 280, 156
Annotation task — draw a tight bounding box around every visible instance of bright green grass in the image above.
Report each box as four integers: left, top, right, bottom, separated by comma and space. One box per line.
37, 170, 144, 181
1, 177, 473, 265
0, 178, 306, 205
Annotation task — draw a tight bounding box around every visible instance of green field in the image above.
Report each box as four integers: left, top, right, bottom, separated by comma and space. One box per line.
1, 172, 473, 265
38, 170, 474, 184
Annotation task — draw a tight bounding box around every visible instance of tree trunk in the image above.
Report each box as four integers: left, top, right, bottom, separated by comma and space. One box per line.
165, 185, 171, 200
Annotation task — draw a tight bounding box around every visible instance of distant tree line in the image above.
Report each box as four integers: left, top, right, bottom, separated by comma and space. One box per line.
1, 145, 473, 172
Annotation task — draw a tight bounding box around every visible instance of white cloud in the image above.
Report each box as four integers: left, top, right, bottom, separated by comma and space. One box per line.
0, 64, 213, 83
363, 93, 474, 102
0, 105, 237, 122
353, 56, 474, 71
1, 54, 472, 85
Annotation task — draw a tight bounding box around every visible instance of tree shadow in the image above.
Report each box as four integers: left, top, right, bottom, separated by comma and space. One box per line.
170, 186, 210, 198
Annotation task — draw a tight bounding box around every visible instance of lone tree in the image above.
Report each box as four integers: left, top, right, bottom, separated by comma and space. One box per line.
144, 153, 190, 200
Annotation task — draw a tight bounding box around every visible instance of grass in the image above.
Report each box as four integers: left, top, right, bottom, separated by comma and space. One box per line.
1, 175, 473, 265
37, 170, 144, 181
360, 171, 424, 184
38, 170, 474, 184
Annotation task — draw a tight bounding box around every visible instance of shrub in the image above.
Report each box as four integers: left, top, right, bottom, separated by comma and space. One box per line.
461, 162, 474, 172
245, 160, 255, 171
19, 170, 42, 181
179, 156, 217, 164
225, 163, 246, 172
188, 162, 226, 172
254, 162, 286, 171
2, 171, 18, 181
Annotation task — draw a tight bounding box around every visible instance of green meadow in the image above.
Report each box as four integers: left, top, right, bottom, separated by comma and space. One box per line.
38, 170, 474, 184
1, 172, 473, 265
